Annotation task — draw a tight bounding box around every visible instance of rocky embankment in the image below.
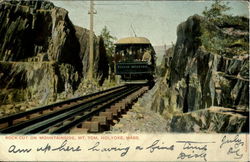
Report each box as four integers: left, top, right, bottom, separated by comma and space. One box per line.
0, 0, 109, 116
152, 14, 249, 133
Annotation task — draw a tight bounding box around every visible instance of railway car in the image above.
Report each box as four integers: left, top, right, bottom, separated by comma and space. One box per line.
114, 37, 156, 82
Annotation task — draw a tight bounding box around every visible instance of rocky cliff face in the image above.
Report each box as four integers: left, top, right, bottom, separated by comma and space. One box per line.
150, 14, 249, 133
75, 26, 109, 84
0, 0, 108, 111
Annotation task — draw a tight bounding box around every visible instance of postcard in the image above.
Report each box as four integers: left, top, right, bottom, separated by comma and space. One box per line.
0, 0, 249, 161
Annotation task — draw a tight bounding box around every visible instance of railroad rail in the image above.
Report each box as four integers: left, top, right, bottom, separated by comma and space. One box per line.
0, 84, 148, 134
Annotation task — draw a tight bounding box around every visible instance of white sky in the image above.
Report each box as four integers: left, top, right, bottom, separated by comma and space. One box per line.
52, 1, 249, 46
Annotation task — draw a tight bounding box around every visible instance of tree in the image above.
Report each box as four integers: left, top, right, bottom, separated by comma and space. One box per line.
100, 26, 117, 80
202, 0, 231, 19
100, 26, 117, 59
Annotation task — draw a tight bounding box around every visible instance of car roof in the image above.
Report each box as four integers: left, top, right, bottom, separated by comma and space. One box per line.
115, 37, 151, 45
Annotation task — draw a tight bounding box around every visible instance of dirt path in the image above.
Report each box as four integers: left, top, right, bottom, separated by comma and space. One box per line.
110, 102, 168, 133
109, 83, 168, 133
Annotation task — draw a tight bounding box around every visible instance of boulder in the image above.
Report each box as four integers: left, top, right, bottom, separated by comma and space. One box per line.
168, 107, 248, 133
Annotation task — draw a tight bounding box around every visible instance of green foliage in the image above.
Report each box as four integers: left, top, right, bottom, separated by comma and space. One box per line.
202, 0, 231, 19
100, 26, 117, 60
200, 1, 249, 56
200, 20, 249, 56
214, 15, 249, 31
100, 26, 117, 80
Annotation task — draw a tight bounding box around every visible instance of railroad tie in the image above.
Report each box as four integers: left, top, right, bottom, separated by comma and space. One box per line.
124, 99, 133, 109
70, 102, 79, 106
110, 105, 122, 116
63, 120, 72, 126
75, 115, 82, 120
124, 98, 132, 103
76, 100, 82, 103
111, 106, 121, 116
61, 104, 72, 109
26, 113, 40, 120
91, 106, 100, 111
47, 122, 63, 133
130, 94, 136, 99
13, 117, 27, 125
84, 111, 92, 115
68, 116, 76, 121
89, 121, 99, 133
99, 112, 113, 121
40, 109, 53, 115
92, 116, 108, 131
76, 123, 84, 128
48, 127, 59, 133
68, 102, 77, 107
106, 108, 118, 117
82, 121, 99, 133
120, 98, 129, 106
92, 116, 107, 126
50, 106, 61, 111
0, 123, 8, 129
115, 102, 126, 112
82, 121, 92, 129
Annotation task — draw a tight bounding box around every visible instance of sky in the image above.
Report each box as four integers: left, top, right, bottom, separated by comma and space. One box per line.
51, 1, 249, 46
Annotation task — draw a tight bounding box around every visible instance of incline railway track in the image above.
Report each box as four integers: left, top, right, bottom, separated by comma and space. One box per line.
0, 84, 148, 134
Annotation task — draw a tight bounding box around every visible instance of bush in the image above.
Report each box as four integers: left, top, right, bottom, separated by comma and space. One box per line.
202, 0, 230, 19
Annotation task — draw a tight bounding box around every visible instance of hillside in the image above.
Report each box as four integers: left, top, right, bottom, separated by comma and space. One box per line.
148, 14, 249, 133
0, 0, 108, 116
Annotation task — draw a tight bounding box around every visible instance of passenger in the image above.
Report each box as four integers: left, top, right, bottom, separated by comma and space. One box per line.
138, 49, 143, 60
127, 49, 133, 61
120, 51, 124, 61
123, 50, 128, 61
142, 49, 152, 64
